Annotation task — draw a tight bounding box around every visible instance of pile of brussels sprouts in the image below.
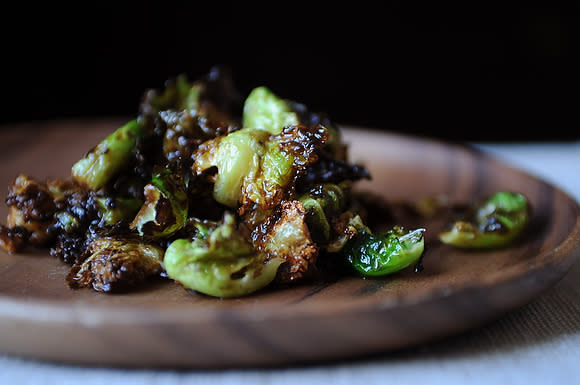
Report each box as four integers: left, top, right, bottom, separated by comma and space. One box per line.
0, 67, 530, 298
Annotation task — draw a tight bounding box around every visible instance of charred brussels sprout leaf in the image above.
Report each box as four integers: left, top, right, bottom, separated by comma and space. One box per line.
439, 191, 530, 248
242, 86, 299, 134
164, 213, 282, 298
343, 226, 425, 277
298, 183, 347, 244
72, 119, 143, 190
130, 169, 188, 238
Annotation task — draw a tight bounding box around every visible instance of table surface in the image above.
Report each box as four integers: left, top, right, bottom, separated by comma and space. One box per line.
1, 138, 579, 385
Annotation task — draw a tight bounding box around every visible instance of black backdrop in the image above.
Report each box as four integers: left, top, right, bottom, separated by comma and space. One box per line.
2, 3, 576, 142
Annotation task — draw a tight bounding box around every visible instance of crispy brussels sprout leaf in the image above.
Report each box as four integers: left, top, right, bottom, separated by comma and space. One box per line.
164, 213, 282, 298
130, 169, 188, 238
343, 226, 425, 277
439, 191, 530, 248
72, 119, 143, 190
242, 86, 299, 134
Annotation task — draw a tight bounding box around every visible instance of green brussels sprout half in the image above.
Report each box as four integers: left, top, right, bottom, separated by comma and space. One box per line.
164, 213, 282, 298
343, 226, 426, 277
210, 128, 266, 208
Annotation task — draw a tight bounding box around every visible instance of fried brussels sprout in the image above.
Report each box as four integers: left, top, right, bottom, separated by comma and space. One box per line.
130, 169, 188, 238
193, 124, 328, 212
242, 86, 299, 134
247, 124, 328, 207
164, 212, 282, 298
343, 226, 426, 277
67, 236, 165, 293
252, 200, 319, 283
2, 174, 59, 247
439, 191, 530, 248
161, 109, 237, 163
72, 119, 143, 191
194, 128, 266, 208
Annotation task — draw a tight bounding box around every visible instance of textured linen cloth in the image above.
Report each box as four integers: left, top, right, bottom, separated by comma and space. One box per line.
1, 140, 579, 385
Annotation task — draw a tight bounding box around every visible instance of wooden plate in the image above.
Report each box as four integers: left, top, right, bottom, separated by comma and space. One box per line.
0, 118, 578, 369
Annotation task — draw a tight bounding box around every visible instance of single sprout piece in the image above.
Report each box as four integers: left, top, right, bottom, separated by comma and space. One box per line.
242, 86, 299, 134
241, 124, 328, 211
343, 226, 426, 277
193, 124, 328, 210
252, 200, 319, 283
164, 213, 282, 298
67, 236, 165, 293
4, 174, 57, 246
72, 119, 143, 190
194, 128, 266, 208
439, 191, 530, 248
130, 169, 188, 238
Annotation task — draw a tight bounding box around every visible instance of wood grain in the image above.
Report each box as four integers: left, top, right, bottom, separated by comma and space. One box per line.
0, 118, 578, 368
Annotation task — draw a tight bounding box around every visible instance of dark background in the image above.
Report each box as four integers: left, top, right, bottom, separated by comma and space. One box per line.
2, 3, 577, 142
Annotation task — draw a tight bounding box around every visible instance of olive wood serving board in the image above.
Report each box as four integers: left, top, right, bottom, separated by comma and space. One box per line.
0, 118, 578, 368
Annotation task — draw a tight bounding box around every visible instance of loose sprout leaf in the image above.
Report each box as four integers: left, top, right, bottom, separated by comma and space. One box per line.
439, 191, 530, 248
343, 226, 426, 277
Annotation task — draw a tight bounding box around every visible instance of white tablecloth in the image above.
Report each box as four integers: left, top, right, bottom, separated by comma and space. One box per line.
1, 140, 579, 385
